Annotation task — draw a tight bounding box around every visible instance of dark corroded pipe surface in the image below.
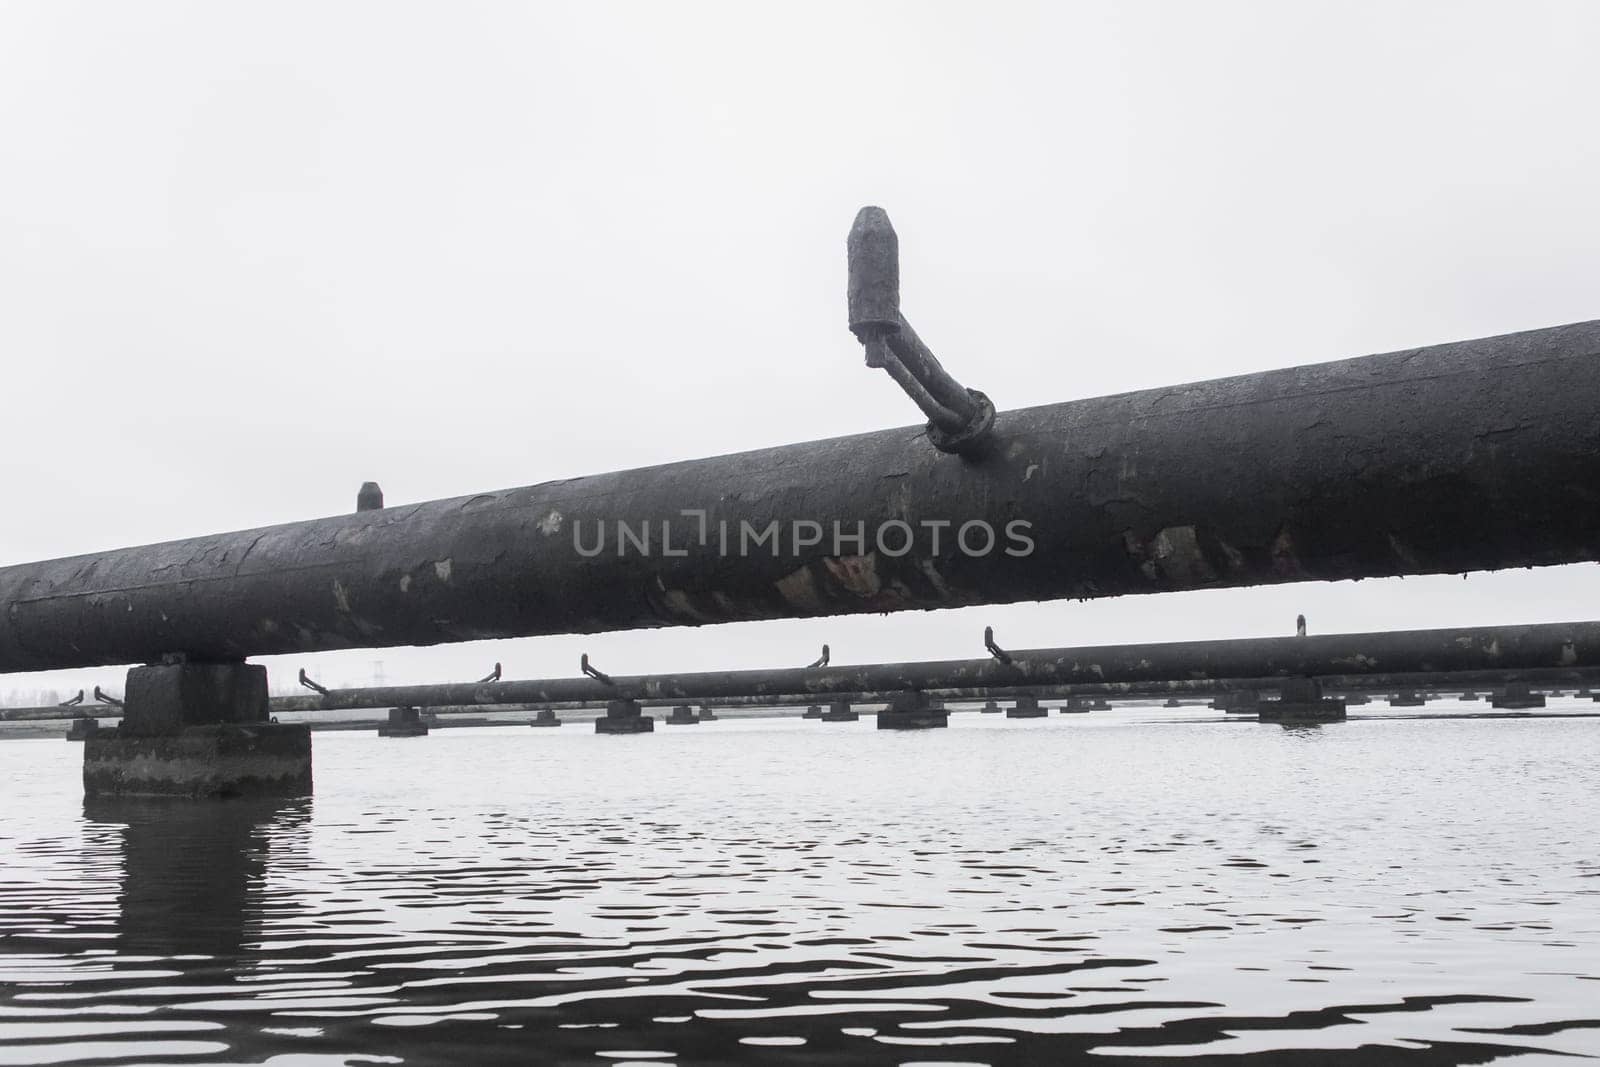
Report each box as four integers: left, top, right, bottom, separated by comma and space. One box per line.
0, 705, 121, 722
3, 319, 1600, 673
261, 620, 1600, 711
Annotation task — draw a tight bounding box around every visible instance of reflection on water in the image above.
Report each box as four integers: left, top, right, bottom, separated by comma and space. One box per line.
1, 706, 1598, 1064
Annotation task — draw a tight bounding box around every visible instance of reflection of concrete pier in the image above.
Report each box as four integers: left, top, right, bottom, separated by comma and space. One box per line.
595, 699, 654, 734
84, 796, 301, 959
876, 692, 947, 730
378, 706, 430, 737
1492, 684, 1546, 709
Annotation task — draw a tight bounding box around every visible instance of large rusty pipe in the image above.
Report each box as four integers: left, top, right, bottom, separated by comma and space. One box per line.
241, 620, 1600, 711
3, 318, 1599, 673
8, 661, 1595, 723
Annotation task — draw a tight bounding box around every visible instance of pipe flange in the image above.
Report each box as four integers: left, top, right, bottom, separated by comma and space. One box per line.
926, 389, 995, 455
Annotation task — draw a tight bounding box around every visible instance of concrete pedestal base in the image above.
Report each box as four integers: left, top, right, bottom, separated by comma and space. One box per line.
528, 710, 562, 727
1219, 691, 1261, 714
84, 661, 307, 799
1390, 691, 1427, 707
83, 723, 312, 799
665, 705, 700, 725
1343, 694, 1370, 705
595, 699, 654, 734
1260, 679, 1347, 723
877, 692, 948, 730
66, 718, 100, 741
821, 701, 858, 722
378, 706, 430, 737
802, 705, 824, 719
1006, 696, 1048, 719
697, 707, 718, 721
1492, 685, 1546, 710
980, 700, 1002, 714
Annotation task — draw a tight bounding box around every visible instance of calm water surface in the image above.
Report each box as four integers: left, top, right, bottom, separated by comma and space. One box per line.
1, 706, 1597, 1065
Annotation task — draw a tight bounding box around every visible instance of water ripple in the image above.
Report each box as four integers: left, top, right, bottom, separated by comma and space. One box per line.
2, 711, 1597, 1063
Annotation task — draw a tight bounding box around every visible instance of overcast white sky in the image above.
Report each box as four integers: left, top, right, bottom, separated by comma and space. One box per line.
3, 1, 1599, 700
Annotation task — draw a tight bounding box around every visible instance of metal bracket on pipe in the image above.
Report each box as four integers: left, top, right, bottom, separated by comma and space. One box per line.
580, 653, 614, 686
807, 644, 830, 668
356, 481, 384, 512
93, 686, 123, 708
298, 668, 329, 696
984, 626, 1014, 665
477, 662, 502, 684
848, 206, 996, 456
59, 690, 84, 707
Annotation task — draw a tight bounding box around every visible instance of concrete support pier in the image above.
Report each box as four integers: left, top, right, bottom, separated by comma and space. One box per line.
1259, 678, 1347, 723
1218, 691, 1261, 714
83, 663, 311, 799
65, 717, 99, 741
595, 699, 654, 734
821, 701, 858, 722
981, 700, 1003, 714
528, 709, 562, 727
1492, 684, 1546, 710
1065, 695, 1111, 712
876, 691, 948, 730
1390, 690, 1428, 707
665, 705, 700, 725
1459, 691, 1482, 701
378, 706, 430, 737
802, 704, 824, 719
696, 706, 718, 721
1343, 693, 1370, 705
1006, 695, 1048, 719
